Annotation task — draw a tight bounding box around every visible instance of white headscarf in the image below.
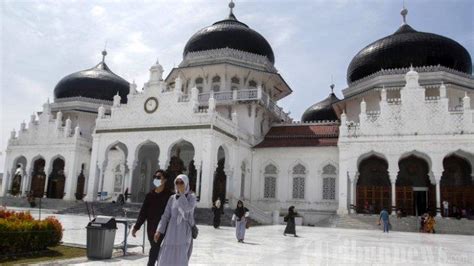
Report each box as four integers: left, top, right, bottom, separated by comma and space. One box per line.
174, 174, 191, 224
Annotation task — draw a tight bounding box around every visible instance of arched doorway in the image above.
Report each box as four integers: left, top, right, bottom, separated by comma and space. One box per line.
10, 156, 27, 196
132, 142, 160, 202
30, 158, 46, 197
103, 142, 128, 201
212, 146, 227, 203
396, 155, 435, 216
75, 164, 86, 200
441, 155, 473, 216
166, 140, 195, 191
356, 155, 391, 214
47, 158, 66, 199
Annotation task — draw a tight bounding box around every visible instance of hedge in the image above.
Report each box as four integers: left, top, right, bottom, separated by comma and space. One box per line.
0, 210, 63, 255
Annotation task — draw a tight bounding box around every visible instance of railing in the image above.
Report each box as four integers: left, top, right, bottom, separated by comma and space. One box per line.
194, 88, 291, 122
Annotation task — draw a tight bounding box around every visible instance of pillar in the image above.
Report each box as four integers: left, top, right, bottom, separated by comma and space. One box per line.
391, 180, 396, 215
64, 152, 79, 200
337, 161, 349, 215
349, 176, 355, 214
85, 137, 101, 201
199, 135, 216, 207
20, 162, 30, 197
125, 159, 136, 203
435, 176, 442, 217
43, 162, 51, 198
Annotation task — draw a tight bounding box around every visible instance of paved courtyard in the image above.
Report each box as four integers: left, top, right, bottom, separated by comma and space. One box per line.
17, 209, 474, 265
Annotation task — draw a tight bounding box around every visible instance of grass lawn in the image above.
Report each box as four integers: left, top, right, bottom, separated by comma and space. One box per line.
0, 245, 86, 265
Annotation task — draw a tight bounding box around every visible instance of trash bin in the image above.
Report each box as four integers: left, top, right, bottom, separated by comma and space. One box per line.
86, 216, 117, 259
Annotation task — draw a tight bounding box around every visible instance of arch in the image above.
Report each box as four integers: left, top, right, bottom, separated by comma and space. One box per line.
47, 154, 67, 174
396, 155, 435, 216
288, 160, 309, 175
10, 156, 27, 196
47, 157, 66, 199
399, 150, 433, 172
101, 141, 128, 200
166, 139, 196, 191
29, 156, 47, 197
440, 153, 474, 216
131, 140, 160, 202
248, 79, 257, 88
212, 75, 221, 92
444, 149, 474, 170
356, 155, 390, 214
356, 150, 388, 170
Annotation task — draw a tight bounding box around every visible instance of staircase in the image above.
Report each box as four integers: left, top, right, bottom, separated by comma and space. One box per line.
315, 214, 474, 235
0, 196, 81, 211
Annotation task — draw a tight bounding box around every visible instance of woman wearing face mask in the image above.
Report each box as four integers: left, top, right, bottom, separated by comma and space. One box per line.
132, 169, 173, 266
155, 174, 197, 265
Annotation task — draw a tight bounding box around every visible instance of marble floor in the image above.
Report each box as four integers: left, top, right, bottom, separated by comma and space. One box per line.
12, 209, 474, 265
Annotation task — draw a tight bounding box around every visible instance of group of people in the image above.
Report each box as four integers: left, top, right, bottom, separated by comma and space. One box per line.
132, 170, 301, 265
132, 170, 196, 266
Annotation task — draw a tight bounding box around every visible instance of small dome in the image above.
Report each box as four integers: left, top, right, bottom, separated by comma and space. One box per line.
183, 11, 275, 64
347, 23, 472, 84
54, 54, 129, 103
301, 90, 340, 122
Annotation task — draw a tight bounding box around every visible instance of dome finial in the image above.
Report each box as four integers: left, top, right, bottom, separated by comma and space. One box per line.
228, 0, 236, 20
101, 40, 108, 63
401, 1, 408, 24
330, 75, 335, 93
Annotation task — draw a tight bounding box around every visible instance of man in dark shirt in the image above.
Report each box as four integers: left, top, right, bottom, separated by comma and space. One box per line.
132, 169, 174, 266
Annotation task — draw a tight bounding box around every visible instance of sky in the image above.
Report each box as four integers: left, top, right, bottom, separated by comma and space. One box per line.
0, 0, 473, 173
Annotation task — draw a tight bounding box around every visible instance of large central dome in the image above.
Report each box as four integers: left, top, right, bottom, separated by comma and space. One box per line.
183, 6, 275, 64
347, 9, 472, 84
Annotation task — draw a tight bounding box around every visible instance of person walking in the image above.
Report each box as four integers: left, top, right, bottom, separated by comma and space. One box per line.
212, 198, 222, 229
442, 200, 449, 217
379, 208, 390, 233
132, 170, 173, 266
232, 200, 249, 243
155, 174, 197, 266
425, 213, 436, 233
283, 206, 298, 237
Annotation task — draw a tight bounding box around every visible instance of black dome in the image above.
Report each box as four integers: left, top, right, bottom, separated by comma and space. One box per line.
183, 13, 275, 64
347, 24, 472, 84
301, 91, 340, 122
54, 59, 130, 103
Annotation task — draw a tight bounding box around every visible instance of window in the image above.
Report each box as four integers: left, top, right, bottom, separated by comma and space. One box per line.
231, 76, 240, 90
212, 75, 221, 92
249, 80, 257, 88
195, 77, 203, 93
292, 163, 306, 199
322, 164, 336, 200
263, 164, 277, 198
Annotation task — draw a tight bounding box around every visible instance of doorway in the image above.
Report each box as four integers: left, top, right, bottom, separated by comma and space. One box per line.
413, 187, 428, 216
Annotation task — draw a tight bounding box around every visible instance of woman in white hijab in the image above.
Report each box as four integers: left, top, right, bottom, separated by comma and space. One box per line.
155, 174, 196, 265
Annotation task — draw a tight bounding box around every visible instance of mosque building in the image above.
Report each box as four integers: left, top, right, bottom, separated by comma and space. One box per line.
2, 2, 473, 224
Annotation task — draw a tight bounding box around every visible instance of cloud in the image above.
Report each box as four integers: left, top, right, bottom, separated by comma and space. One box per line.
91, 5, 106, 17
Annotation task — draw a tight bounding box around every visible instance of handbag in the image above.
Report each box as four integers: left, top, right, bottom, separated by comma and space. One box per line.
191, 224, 199, 239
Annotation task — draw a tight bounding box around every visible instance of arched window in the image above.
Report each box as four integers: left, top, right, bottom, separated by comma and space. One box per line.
292, 163, 306, 199
195, 77, 204, 93
249, 80, 257, 88
263, 164, 277, 198
322, 164, 337, 200
212, 75, 221, 92
231, 76, 240, 90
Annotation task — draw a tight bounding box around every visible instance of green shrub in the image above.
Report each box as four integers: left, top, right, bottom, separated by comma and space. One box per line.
0, 210, 63, 256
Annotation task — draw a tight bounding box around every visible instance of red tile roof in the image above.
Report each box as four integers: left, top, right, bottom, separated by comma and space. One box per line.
254, 123, 339, 148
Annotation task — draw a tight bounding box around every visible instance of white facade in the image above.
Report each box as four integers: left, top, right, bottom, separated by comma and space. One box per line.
2, 5, 473, 225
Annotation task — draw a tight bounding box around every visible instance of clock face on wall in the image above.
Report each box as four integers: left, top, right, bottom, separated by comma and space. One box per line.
144, 97, 159, 113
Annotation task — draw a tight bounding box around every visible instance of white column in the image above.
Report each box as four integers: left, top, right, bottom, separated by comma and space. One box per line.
435, 176, 442, 217
20, 162, 29, 196
337, 161, 349, 215
85, 137, 101, 201
199, 135, 216, 207
43, 162, 51, 198
125, 160, 136, 203
349, 177, 355, 214
64, 152, 79, 200
391, 180, 396, 215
